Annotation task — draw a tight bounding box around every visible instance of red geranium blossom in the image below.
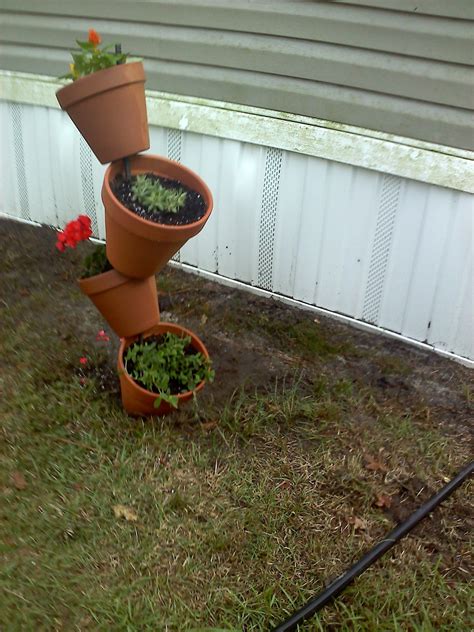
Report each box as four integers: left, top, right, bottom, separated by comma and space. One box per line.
56, 215, 92, 251
88, 29, 101, 46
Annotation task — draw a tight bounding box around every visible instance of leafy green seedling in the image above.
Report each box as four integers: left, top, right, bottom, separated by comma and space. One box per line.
80, 245, 113, 279
124, 332, 214, 409
131, 175, 187, 214
60, 30, 129, 80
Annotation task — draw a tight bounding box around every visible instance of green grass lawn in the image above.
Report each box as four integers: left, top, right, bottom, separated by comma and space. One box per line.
1, 220, 473, 631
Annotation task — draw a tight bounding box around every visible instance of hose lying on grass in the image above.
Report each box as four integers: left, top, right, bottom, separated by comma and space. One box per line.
272, 460, 474, 632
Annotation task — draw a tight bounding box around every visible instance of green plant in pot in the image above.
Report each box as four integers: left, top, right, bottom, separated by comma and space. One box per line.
55, 214, 159, 338
102, 154, 214, 279
80, 242, 113, 279
60, 29, 129, 81
56, 29, 149, 164
125, 332, 214, 408
131, 175, 188, 215
118, 323, 214, 416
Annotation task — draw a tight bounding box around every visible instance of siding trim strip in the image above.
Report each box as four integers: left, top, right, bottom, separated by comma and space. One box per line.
1, 70, 472, 193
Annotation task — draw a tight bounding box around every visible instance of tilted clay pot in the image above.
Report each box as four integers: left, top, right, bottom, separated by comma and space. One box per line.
56, 62, 149, 164
118, 322, 210, 416
102, 154, 213, 279
78, 268, 159, 338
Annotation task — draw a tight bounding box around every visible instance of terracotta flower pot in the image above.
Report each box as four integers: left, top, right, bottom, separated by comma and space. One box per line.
102, 154, 213, 279
118, 322, 210, 416
78, 268, 159, 338
56, 62, 149, 164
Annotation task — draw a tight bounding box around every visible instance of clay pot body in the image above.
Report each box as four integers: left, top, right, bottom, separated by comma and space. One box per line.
56, 62, 149, 164
118, 322, 209, 416
102, 154, 213, 279
78, 268, 159, 338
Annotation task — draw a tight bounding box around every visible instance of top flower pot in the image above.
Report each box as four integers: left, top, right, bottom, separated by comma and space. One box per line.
102, 154, 213, 279
56, 61, 149, 164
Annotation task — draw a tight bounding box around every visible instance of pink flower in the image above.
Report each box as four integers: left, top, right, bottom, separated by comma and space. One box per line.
96, 329, 110, 342
79, 357, 88, 365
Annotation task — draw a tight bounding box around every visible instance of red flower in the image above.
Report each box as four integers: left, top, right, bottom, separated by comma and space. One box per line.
78, 215, 92, 230
88, 29, 101, 46
77, 216, 92, 240
79, 357, 88, 365
96, 329, 110, 342
55, 215, 92, 252
64, 233, 78, 248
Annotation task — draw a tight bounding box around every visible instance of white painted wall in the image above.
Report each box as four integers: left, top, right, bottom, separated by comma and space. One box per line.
1, 99, 473, 363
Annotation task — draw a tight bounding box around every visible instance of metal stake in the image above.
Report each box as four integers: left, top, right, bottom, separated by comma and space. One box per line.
115, 43, 131, 181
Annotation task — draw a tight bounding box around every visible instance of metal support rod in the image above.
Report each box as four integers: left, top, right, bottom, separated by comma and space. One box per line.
115, 43, 131, 181
123, 157, 131, 181
272, 460, 474, 632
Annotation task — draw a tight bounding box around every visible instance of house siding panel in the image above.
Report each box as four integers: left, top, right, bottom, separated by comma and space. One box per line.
0, 0, 473, 149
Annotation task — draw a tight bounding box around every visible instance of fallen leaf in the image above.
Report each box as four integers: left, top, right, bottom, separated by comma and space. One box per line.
11, 471, 27, 490
364, 454, 388, 473
375, 493, 392, 509
348, 516, 367, 530
266, 402, 280, 413
200, 420, 217, 431
200, 313, 208, 325
113, 504, 138, 522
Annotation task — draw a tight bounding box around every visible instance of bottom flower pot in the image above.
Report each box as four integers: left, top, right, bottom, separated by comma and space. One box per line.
118, 322, 210, 416
78, 269, 159, 338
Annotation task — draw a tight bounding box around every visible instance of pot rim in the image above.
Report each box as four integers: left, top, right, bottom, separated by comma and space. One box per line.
118, 322, 210, 400
102, 154, 214, 238
56, 61, 145, 109
78, 267, 133, 296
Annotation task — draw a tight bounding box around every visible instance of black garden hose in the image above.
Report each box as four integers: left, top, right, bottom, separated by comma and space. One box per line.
272, 460, 474, 632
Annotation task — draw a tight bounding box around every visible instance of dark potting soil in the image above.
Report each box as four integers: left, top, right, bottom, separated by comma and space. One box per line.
112, 173, 207, 226
124, 334, 201, 395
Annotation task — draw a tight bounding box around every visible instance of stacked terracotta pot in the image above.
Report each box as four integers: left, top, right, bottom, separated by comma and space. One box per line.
57, 61, 213, 416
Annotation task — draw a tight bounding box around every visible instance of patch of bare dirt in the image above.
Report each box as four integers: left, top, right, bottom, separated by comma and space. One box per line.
1, 217, 472, 440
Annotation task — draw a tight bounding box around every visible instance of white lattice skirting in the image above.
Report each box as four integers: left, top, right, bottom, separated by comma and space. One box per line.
1, 75, 473, 365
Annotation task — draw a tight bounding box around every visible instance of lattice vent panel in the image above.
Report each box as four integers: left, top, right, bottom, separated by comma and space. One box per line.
362, 174, 401, 323
9, 102, 30, 221
79, 137, 99, 236
167, 128, 183, 261
257, 148, 283, 289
